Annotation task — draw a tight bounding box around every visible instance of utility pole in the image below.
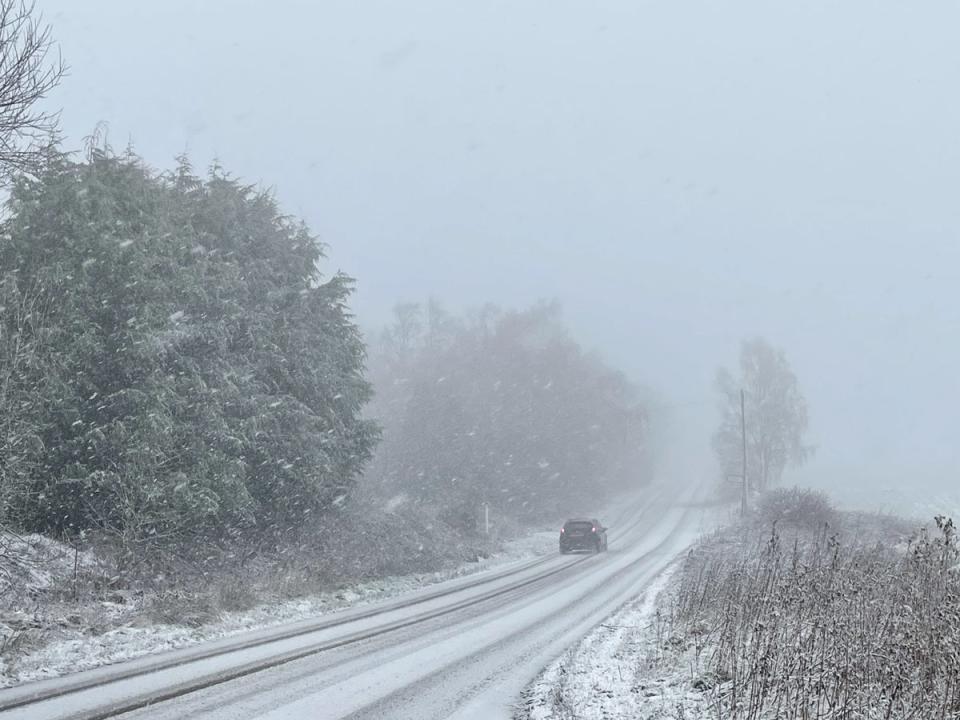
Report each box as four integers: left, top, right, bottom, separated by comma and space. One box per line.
740, 388, 748, 516
483, 502, 490, 535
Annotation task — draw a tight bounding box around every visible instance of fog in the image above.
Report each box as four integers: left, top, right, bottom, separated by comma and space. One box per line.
40, 0, 960, 511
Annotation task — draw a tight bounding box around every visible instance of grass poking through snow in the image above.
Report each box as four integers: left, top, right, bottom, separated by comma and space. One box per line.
664, 489, 960, 719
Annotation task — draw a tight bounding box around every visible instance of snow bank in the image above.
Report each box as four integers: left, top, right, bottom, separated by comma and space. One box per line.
0, 532, 99, 597
518, 562, 703, 720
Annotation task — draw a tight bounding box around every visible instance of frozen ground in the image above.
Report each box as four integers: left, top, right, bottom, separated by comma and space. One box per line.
518, 563, 709, 720
0, 528, 558, 688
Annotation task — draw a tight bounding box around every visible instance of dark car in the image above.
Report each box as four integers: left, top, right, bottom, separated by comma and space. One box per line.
559, 518, 608, 554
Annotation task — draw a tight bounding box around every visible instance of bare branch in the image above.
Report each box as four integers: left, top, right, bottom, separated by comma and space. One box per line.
0, 0, 65, 182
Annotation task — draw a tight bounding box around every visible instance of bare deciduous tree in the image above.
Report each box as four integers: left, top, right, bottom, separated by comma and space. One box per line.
0, 0, 64, 180
713, 337, 812, 492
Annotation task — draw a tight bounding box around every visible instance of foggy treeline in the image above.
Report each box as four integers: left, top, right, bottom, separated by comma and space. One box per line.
363, 301, 649, 529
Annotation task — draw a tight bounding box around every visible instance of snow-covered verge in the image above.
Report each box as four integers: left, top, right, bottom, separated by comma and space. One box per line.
0, 528, 557, 688
0, 532, 99, 598
516, 563, 704, 720
519, 488, 960, 720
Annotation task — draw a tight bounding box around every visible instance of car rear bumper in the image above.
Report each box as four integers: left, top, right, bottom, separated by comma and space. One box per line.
559, 538, 598, 550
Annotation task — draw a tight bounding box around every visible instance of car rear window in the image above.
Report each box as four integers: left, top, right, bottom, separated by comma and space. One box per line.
564, 521, 593, 531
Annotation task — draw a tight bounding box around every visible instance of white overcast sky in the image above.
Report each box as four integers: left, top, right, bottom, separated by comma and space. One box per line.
38, 0, 960, 497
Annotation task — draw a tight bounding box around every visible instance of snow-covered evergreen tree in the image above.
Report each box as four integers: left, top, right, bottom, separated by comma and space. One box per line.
0, 148, 377, 559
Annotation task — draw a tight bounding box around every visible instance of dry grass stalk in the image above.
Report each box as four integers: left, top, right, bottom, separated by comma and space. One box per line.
665, 490, 960, 719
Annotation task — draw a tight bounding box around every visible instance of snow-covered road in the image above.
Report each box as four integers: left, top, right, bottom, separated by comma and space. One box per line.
1, 483, 710, 720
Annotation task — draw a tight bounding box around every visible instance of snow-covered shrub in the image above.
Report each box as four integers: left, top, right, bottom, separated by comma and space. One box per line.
753, 487, 836, 532
145, 590, 220, 629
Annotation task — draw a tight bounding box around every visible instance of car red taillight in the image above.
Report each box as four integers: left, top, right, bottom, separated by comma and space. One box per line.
560, 527, 565, 533
592, 527, 597, 532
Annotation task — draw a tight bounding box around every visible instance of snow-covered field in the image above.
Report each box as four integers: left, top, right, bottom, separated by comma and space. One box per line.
518, 563, 707, 720
0, 529, 558, 688
827, 484, 960, 520
793, 469, 960, 521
